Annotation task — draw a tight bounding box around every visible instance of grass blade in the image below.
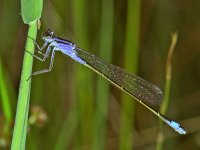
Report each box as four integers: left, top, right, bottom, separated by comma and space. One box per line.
119, 0, 140, 149
0, 58, 13, 124
11, 23, 37, 150
156, 32, 178, 150
93, 0, 114, 149
11, 0, 43, 148
71, 0, 93, 148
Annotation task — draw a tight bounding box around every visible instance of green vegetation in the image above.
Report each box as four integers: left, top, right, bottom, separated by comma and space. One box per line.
1, 0, 198, 149
11, 0, 43, 149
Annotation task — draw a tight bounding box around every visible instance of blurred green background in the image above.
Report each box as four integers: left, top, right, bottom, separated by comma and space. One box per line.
1, 0, 200, 149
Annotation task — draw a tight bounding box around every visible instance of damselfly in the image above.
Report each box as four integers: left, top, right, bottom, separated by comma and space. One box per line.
29, 29, 186, 134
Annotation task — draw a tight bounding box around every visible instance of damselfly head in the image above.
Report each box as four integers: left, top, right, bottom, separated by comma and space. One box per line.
43, 29, 54, 37
42, 29, 55, 42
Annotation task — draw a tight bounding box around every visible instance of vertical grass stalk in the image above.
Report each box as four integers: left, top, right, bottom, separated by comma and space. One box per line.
119, 0, 140, 149
0, 58, 13, 125
11, 23, 37, 150
0, 57, 13, 148
156, 32, 178, 150
11, 0, 43, 148
71, 0, 94, 148
93, 0, 114, 149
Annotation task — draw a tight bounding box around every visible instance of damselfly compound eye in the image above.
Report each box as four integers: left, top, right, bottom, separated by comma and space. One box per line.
43, 29, 54, 37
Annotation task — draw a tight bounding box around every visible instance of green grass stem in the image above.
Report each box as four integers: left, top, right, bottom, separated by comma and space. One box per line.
119, 0, 140, 149
0, 58, 13, 125
11, 23, 37, 150
11, 0, 43, 148
71, 0, 94, 148
93, 0, 114, 149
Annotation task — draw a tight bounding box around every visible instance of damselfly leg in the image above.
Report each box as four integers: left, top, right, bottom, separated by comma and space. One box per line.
31, 49, 56, 76
26, 40, 56, 78
26, 42, 52, 62
34, 41, 49, 55
28, 35, 48, 55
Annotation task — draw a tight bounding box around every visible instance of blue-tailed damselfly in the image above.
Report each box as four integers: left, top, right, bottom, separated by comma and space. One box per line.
29, 29, 186, 134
